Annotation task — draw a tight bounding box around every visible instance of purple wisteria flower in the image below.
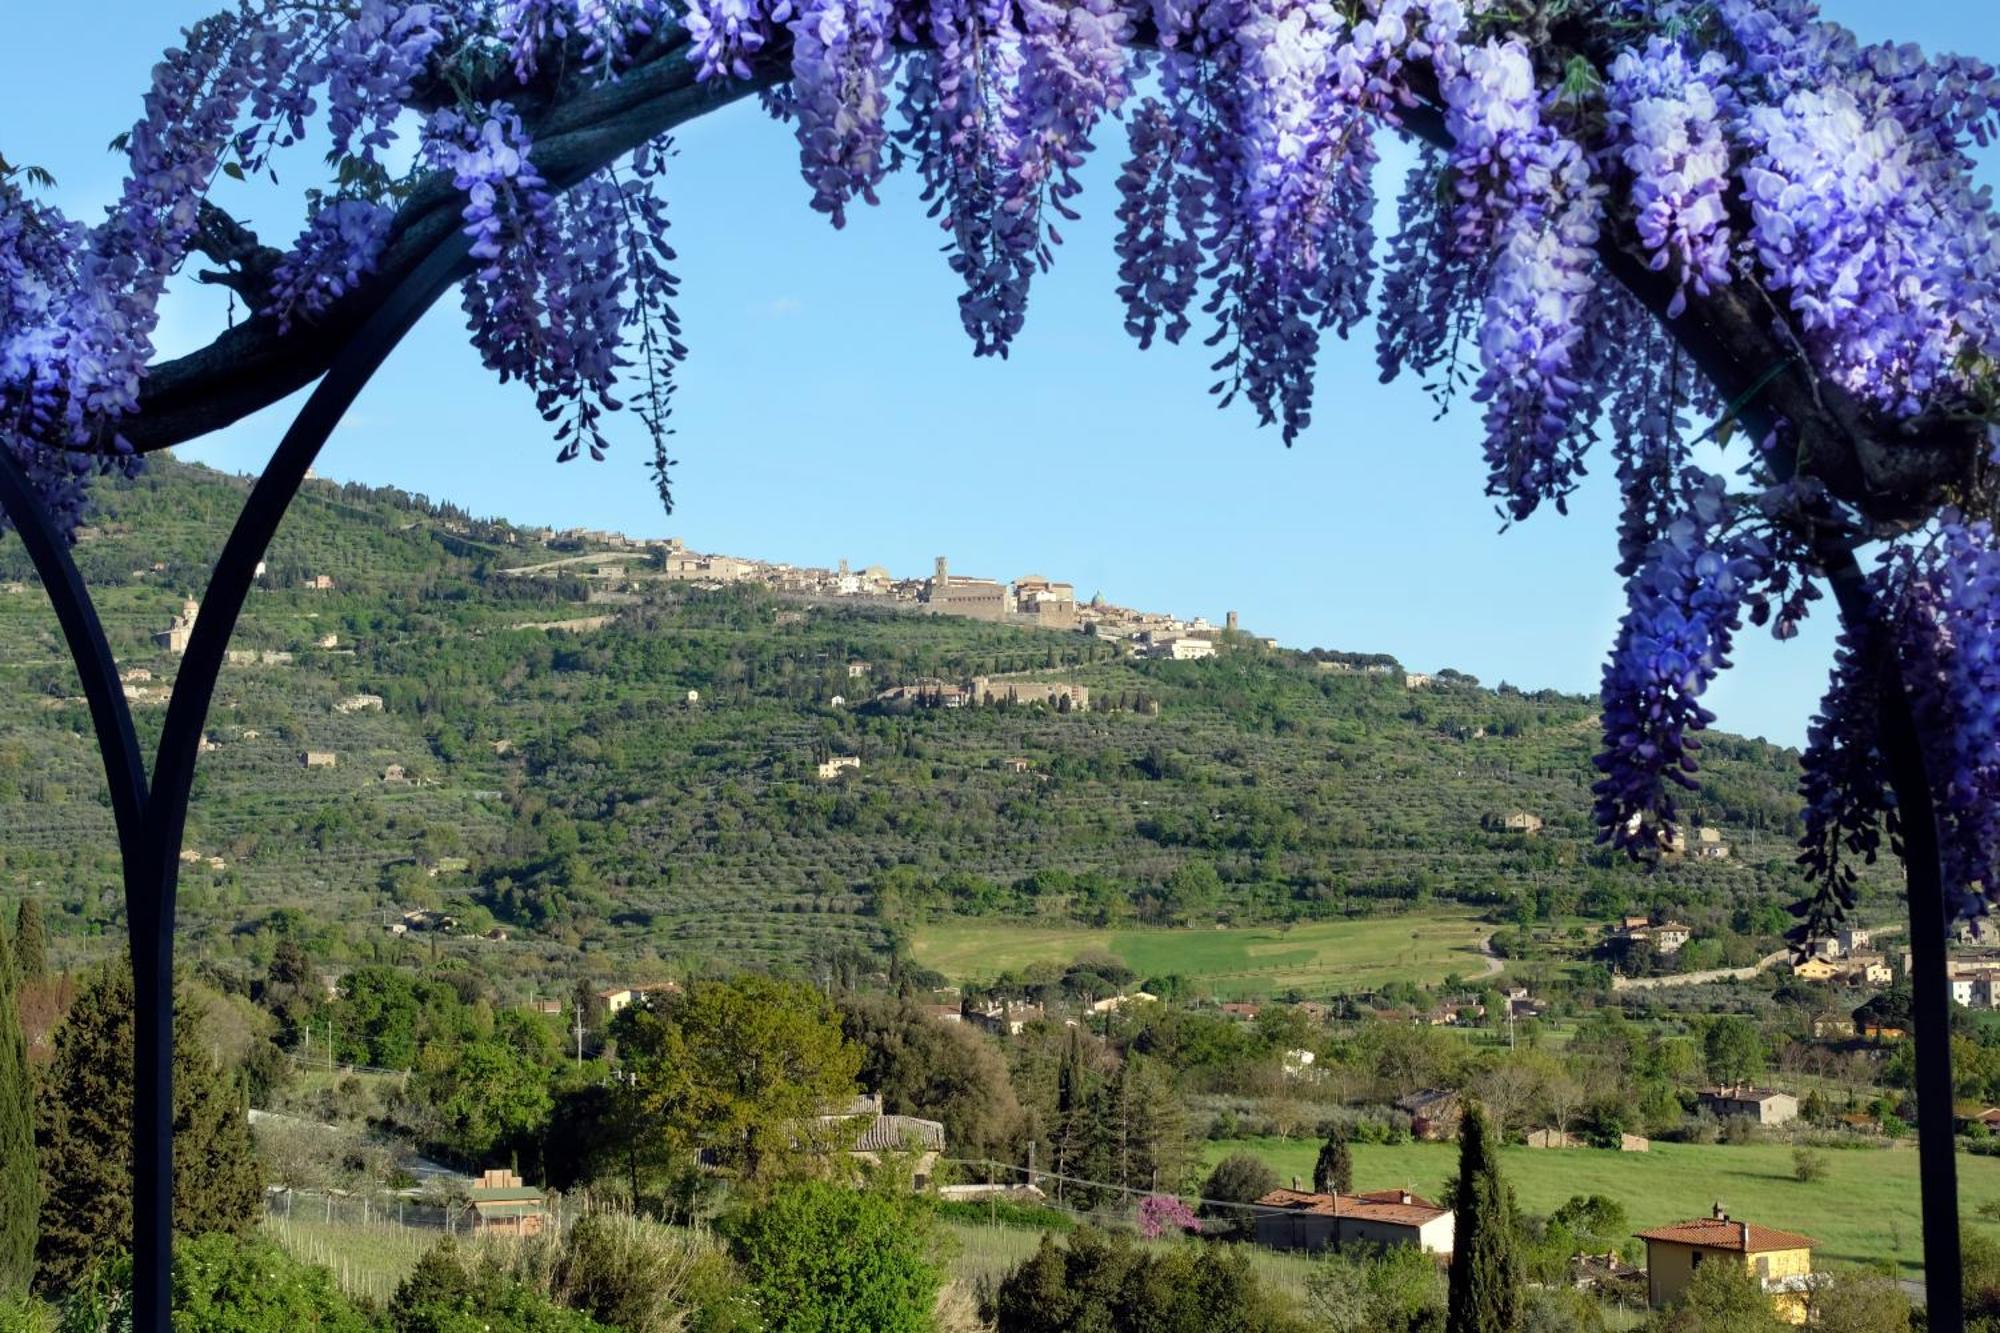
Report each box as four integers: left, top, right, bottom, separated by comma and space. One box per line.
265, 200, 396, 333
1594, 477, 1767, 855
1604, 37, 1735, 319
788, 0, 894, 225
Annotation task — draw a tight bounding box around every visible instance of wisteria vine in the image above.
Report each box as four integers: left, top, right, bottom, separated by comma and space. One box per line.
3, 0, 2000, 923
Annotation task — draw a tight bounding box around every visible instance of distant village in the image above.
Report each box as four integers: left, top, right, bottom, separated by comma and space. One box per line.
518, 531, 1283, 663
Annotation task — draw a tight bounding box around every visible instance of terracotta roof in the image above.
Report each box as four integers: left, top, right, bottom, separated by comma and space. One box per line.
1352, 1187, 1445, 1210
1634, 1218, 1816, 1253
1255, 1187, 1449, 1227
852, 1114, 945, 1153
1396, 1088, 1461, 1114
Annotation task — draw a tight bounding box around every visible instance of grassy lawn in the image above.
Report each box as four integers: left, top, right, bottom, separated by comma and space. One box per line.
1204, 1136, 2000, 1277
910, 912, 1495, 999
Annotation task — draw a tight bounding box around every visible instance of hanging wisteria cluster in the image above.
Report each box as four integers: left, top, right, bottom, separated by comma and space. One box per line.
2, 0, 1999, 916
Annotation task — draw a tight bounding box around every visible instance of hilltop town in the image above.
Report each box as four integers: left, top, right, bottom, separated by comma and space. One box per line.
491, 523, 1283, 661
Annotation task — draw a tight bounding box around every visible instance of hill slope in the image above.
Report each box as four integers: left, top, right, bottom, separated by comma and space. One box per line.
0, 460, 1870, 996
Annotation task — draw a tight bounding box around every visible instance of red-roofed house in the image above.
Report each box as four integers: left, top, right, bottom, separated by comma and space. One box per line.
1635, 1204, 1817, 1323
1253, 1187, 1455, 1256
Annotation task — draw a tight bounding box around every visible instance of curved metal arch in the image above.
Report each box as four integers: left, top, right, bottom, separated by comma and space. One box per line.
0, 457, 149, 853
0, 50, 1973, 1332
3, 232, 470, 1333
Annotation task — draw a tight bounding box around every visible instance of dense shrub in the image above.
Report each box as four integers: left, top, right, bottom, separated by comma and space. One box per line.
724, 1181, 948, 1333
993, 1227, 1302, 1333
556, 1213, 749, 1333
170, 1233, 374, 1333
1199, 1152, 1278, 1238
390, 1239, 612, 1333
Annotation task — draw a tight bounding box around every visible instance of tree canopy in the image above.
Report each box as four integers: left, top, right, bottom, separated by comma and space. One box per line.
32, 969, 262, 1293
615, 974, 861, 1180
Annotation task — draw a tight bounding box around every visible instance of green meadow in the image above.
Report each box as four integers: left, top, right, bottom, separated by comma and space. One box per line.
1205, 1136, 2000, 1276
909, 912, 1495, 999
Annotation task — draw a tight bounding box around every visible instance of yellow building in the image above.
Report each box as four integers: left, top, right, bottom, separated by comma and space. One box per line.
1635, 1207, 1816, 1323
1791, 956, 1842, 982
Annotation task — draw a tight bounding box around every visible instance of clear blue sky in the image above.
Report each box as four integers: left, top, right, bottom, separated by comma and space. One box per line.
3, 2, 1993, 748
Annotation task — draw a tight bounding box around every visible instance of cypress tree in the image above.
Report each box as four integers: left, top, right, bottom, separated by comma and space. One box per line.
1313, 1129, 1352, 1196
1051, 1026, 1091, 1201
35, 966, 263, 1292
0, 919, 37, 1296
10, 901, 46, 984
1446, 1100, 1522, 1333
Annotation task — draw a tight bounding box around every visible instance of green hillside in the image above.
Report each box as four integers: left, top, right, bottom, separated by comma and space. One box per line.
0, 459, 1875, 998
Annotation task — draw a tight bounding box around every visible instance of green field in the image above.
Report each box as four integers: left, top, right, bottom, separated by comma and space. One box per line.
1206, 1136, 2000, 1276
910, 913, 1496, 999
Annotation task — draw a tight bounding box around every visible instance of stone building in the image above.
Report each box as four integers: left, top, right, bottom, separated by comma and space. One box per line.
922, 557, 1011, 621
1696, 1086, 1798, 1125
967, 676, 1091, 711
152, 599, 200, 655
1013, 575, 1078, 629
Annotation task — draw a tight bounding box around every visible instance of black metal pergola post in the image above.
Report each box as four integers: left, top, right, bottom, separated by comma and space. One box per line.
1819, 548, 1964, 1329
0, 232, 469, 1332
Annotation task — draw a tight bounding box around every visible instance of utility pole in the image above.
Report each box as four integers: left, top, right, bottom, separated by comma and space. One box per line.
573, 1005, 585, 1068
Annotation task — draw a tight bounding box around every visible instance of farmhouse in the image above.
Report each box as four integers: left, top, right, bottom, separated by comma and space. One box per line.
1653, 922, 1693, 952
1252, 1187, 1455, 1256
1485, 811, 1544, 835
597, 982, 682, 1015
966, 1001, 1043, 1036
816, 755, 861, 780
1696, 1086, 1799, 1126
1691, 826, 1731, 859
1848, 953, 1894, 985
1396, 1089, 1463, 1141
300, 750, 337, 769
468, 1168, 550, 1237
1635, 1205, 1816, 1323
798, 1094, 947, 1189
